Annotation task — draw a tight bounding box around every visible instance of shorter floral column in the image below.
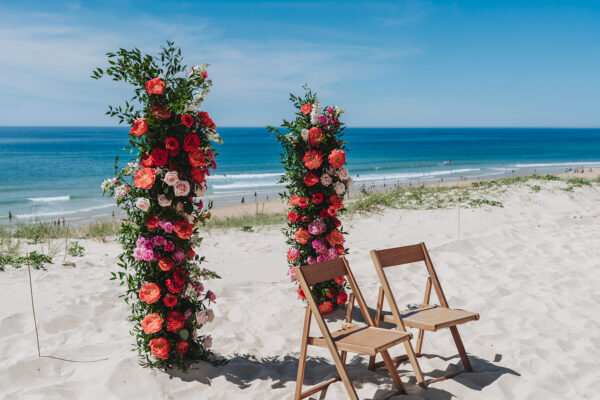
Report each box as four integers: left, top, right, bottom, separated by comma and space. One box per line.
95, 43, 221, 369
270, 87, 353, 314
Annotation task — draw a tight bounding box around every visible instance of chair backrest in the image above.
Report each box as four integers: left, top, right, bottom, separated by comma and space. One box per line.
294, 256, 375, 327
370, 243, 451, 329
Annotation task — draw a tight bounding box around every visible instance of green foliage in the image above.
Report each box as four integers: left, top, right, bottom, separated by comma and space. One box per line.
241, 225, 254, 232
566, 178, 592, 187
0, 251, 52, 271
68, 241, 85, 257
532, 185, 541, 192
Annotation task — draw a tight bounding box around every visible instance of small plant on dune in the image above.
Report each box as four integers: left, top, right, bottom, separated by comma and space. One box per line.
269, 86, 352, 314
68, 241, 85, 257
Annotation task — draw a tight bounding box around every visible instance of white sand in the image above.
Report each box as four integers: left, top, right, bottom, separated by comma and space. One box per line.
1, 180, 600, 399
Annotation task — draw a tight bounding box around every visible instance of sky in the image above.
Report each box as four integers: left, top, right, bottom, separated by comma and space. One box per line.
0, 0, 598, 127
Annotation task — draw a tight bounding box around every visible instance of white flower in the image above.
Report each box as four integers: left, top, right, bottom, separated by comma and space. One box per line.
194, 182, 207, 197
334, 105, 345, 115
320, 174, 332, 186
301, 129, 309, 141
334, 182, 346, 195
285, 133, 296, 142
338, 168, 349, 180
114, 184, 130, 201
101, 177, 117, 191
310, 102, 322, 125
164, 171, 179, 186
174, 180, 191, 197
206, 130, 222, 144
157, 194, 172, 207
204, 335, 213, 349
136, 197, 150, 211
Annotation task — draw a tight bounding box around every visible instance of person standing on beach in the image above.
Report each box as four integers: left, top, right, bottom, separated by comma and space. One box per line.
241, 197, 245, 204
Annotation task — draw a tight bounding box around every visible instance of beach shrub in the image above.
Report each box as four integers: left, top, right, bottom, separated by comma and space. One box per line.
92, 42, 221, 369
68, 241, 85, 257
269, 87, 352, 314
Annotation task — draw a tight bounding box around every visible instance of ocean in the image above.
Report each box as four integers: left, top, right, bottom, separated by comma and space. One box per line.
1, 127, 599, 224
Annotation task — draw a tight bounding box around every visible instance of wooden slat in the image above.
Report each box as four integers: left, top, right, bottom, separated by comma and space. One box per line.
300, 377, 339, 398
382, 305, 479, 331
374, 244, 425, 268
297, 258, 347, 285
309, 325, 411, 356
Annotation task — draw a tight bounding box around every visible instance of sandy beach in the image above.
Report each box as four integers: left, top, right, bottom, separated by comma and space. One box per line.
1, 178, 600, 399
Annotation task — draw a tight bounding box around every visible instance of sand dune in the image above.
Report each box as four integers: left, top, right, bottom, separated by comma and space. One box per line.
1, 180, 599, 399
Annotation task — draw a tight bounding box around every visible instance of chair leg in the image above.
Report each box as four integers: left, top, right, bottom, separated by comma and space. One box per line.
450, 326, 472, 372
404, 341, 425, 386
416, 329, 425, 355
369, 287, 385, 371
380, 350, 407, 395
295, 309, 311, 400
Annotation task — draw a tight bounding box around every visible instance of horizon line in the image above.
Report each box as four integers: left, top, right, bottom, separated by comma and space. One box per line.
1, 125, 599, 129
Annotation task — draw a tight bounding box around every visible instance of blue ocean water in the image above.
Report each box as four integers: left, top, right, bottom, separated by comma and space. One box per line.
1, 127, 599, 223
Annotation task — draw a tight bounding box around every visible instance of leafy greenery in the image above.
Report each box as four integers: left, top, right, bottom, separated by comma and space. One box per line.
68, 241, 85, 257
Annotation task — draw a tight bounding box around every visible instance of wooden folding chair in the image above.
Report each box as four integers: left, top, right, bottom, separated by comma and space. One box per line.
368, 243, 480, 384
294, 256, 413, 400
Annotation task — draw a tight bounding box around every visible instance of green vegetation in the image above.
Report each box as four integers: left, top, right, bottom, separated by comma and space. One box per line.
0, 251, 52, 271
68, 241, 85, 257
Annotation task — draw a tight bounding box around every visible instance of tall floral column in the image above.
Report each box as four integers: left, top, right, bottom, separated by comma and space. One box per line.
94, 43, 222, 369
269, 87, 353, 314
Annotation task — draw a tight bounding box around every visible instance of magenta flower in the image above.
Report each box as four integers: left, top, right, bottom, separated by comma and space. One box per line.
142, 248, 155, 261
164, 241, 175, 252
152, 236, 165, 246
308, 221, 326, 235
206, 290, 216, 302
307, 256, 316, 264
163, 221, 174, 233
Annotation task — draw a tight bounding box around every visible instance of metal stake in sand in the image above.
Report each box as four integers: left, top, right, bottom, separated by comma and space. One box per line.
26, 253, 41, 358
457, 188, 461, 241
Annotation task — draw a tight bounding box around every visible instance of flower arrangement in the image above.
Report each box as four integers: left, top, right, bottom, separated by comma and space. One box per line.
268, 87, 353, 314
93, 42, 221, 369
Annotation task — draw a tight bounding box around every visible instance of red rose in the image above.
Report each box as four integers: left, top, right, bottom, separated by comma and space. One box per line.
289, 195, 301, 206
145, 77, 165, 95
181, 114, 194, 128
163, 294, 178, 308
287, 211, 299, 223
333, 218, 342, 227
320, 209, 329, 219
158, 257, 175, 271
151, 148, 168, 167
318, 301, 334, 315
326, 288, 336, 298
334, 276, 345, 286
302, 150, 323, 170
300, 104, 312, 115
308, 127, 323, 147
312, 193, 323, 204
149, 337, 170, 360
329, 195, 343, 209
141, 313, 163, 334
297, 197, 308, 209
139, 283, 161, 304
174, 220, 194, 239
165, 137, 179, 151
327, 206, 338, 217
294, 228, 310, 244
176, 341, 189, 355
130, 118, 148, 137
151, 105, 171, 119
328, 149, 346, 168
304, 173, 319, 186
198, 111, 216, 130
140, 154, 154, 168
297, 288, 306, 299
326, 229, 344, 246
134, 168, 156, 190
166, 278, 184, 293
173, 268, 188, 285
189, 149, 206, 167
146, 215, 159, 229
190, 168, 206, 184
183, 134, 200, 152
337, 292, 348, 305
335, 244, 345, 254
166, 311, 186, 333
187, 248, 196, 259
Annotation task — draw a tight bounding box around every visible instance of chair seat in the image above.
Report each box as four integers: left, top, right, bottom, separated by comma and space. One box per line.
383, 305, 479, 331
309, 324, 411, 356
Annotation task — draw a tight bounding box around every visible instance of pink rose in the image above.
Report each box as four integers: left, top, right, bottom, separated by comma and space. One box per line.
346, 177, 354, 187
206, 309, 215, 323
194, 183, 207, 197
338, 168, 349, 180
158, 194, 172, 207
163, 221, 174, 233
174, 202, 184, 212
174, 180, 190, 196
204, 335, 213, 349
164, 171, 179, 186
334, 182, 346, 195
136, 198, 150, 211
320, 174, 332, 186
196, 311, 209, 324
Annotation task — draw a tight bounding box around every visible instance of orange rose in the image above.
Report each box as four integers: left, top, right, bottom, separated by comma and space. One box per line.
158, 257, 175, 271
294, 228, 310, 244
149, 337, 170, 359
150, 105, 171, 119
139, 283, 161, 304
289, 195, 301, 206
174, 220, 193, 239
130, 118, 148, 137
326, 229, 344, 246
145, 77, 166, 95
300, 104, 312, 115
141, 313, 164, 334
318, 301, 334, 314
328, 149, 346, 168
188, 149, 206, 167
297, 288, 306, 299
302, 150, 323, 170
308, 127, 323, 147
134, 168, 156, 190
140, 154, 154, 168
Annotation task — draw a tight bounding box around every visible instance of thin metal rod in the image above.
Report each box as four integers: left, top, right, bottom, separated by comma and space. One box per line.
27, 253, 41, 358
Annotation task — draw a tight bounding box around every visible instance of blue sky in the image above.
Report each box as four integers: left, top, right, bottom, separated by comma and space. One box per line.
0, 0, 598, 127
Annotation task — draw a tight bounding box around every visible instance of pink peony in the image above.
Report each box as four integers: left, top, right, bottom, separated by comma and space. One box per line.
142, 248, 155, 261
174, 180, 190, 196
163, 222, 174, 233
164, 171, 179, 186
287, 267, 297, 282
173, 250, 185, 264
164, 241, 175, 252
308, 220, 326, 235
